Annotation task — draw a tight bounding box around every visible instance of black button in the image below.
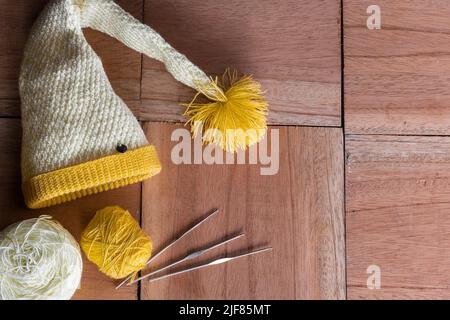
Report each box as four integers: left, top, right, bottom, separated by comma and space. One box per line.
116, 144, 128, 153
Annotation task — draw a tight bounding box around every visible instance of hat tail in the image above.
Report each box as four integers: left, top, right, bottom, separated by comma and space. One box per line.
79, 0, 209, 90
78, 0, 268, 153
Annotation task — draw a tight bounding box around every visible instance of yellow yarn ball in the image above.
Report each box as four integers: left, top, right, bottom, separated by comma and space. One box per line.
80, 206, 152, 280
184, 69, 268, 153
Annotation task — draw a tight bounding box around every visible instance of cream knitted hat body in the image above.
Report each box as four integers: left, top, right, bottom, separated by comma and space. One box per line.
20, 0, 213, 209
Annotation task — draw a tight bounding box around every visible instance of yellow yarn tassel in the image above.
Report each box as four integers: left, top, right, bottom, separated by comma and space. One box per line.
80, 206, 152, 280
184, 69, 268, 153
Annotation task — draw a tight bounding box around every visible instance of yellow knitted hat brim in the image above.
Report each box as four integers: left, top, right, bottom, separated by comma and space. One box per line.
22, 145, 161, 209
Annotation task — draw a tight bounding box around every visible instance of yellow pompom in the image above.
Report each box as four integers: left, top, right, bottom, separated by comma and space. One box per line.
80, 206, 152, 280
184, 69, 268, 153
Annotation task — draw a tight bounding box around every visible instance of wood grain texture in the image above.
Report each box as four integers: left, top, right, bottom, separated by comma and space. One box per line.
0, 119, 141, 300
140, 0, 341, 126
345, 0, 450, 134
346, 134, 450, 299
0, 0, 47, 101
0, 0, 144, 116
140, 123, 345, 300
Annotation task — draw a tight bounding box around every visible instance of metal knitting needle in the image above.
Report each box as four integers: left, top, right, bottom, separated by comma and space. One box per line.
127, 233, 245, 285
147, 247, 273, 283
116, 208, 220, 289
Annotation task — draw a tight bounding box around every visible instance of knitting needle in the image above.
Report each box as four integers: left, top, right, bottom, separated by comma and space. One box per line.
116, 208, 220, 289
127, 233, 245, 285
147, 247, 273, 283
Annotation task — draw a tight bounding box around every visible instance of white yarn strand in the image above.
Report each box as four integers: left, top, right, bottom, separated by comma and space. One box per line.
0, 216, 82, 300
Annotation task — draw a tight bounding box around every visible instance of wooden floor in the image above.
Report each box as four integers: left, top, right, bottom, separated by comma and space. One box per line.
142, 124, 344, 300
1, 0, 449, 300
344, 0, 450, 299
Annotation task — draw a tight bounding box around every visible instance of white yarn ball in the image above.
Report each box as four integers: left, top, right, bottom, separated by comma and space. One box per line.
0, 216, 83, 300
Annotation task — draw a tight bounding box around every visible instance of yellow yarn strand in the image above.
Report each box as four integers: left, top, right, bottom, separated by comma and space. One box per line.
80, 206, 152, 280
184, 69, 268, 153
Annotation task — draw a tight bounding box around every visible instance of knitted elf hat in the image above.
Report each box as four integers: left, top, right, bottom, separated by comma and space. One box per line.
20, 0, 268, 209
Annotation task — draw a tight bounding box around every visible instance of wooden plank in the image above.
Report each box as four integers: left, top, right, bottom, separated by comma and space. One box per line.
345, 0, 450, 135
0, 100, 21, 118
0, 0, 143, 116
141, 0, 341, 126
0, 0, 47, 101
140, 123, 345, 299
0, 118, 141, 300
346, 134, 450, 299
